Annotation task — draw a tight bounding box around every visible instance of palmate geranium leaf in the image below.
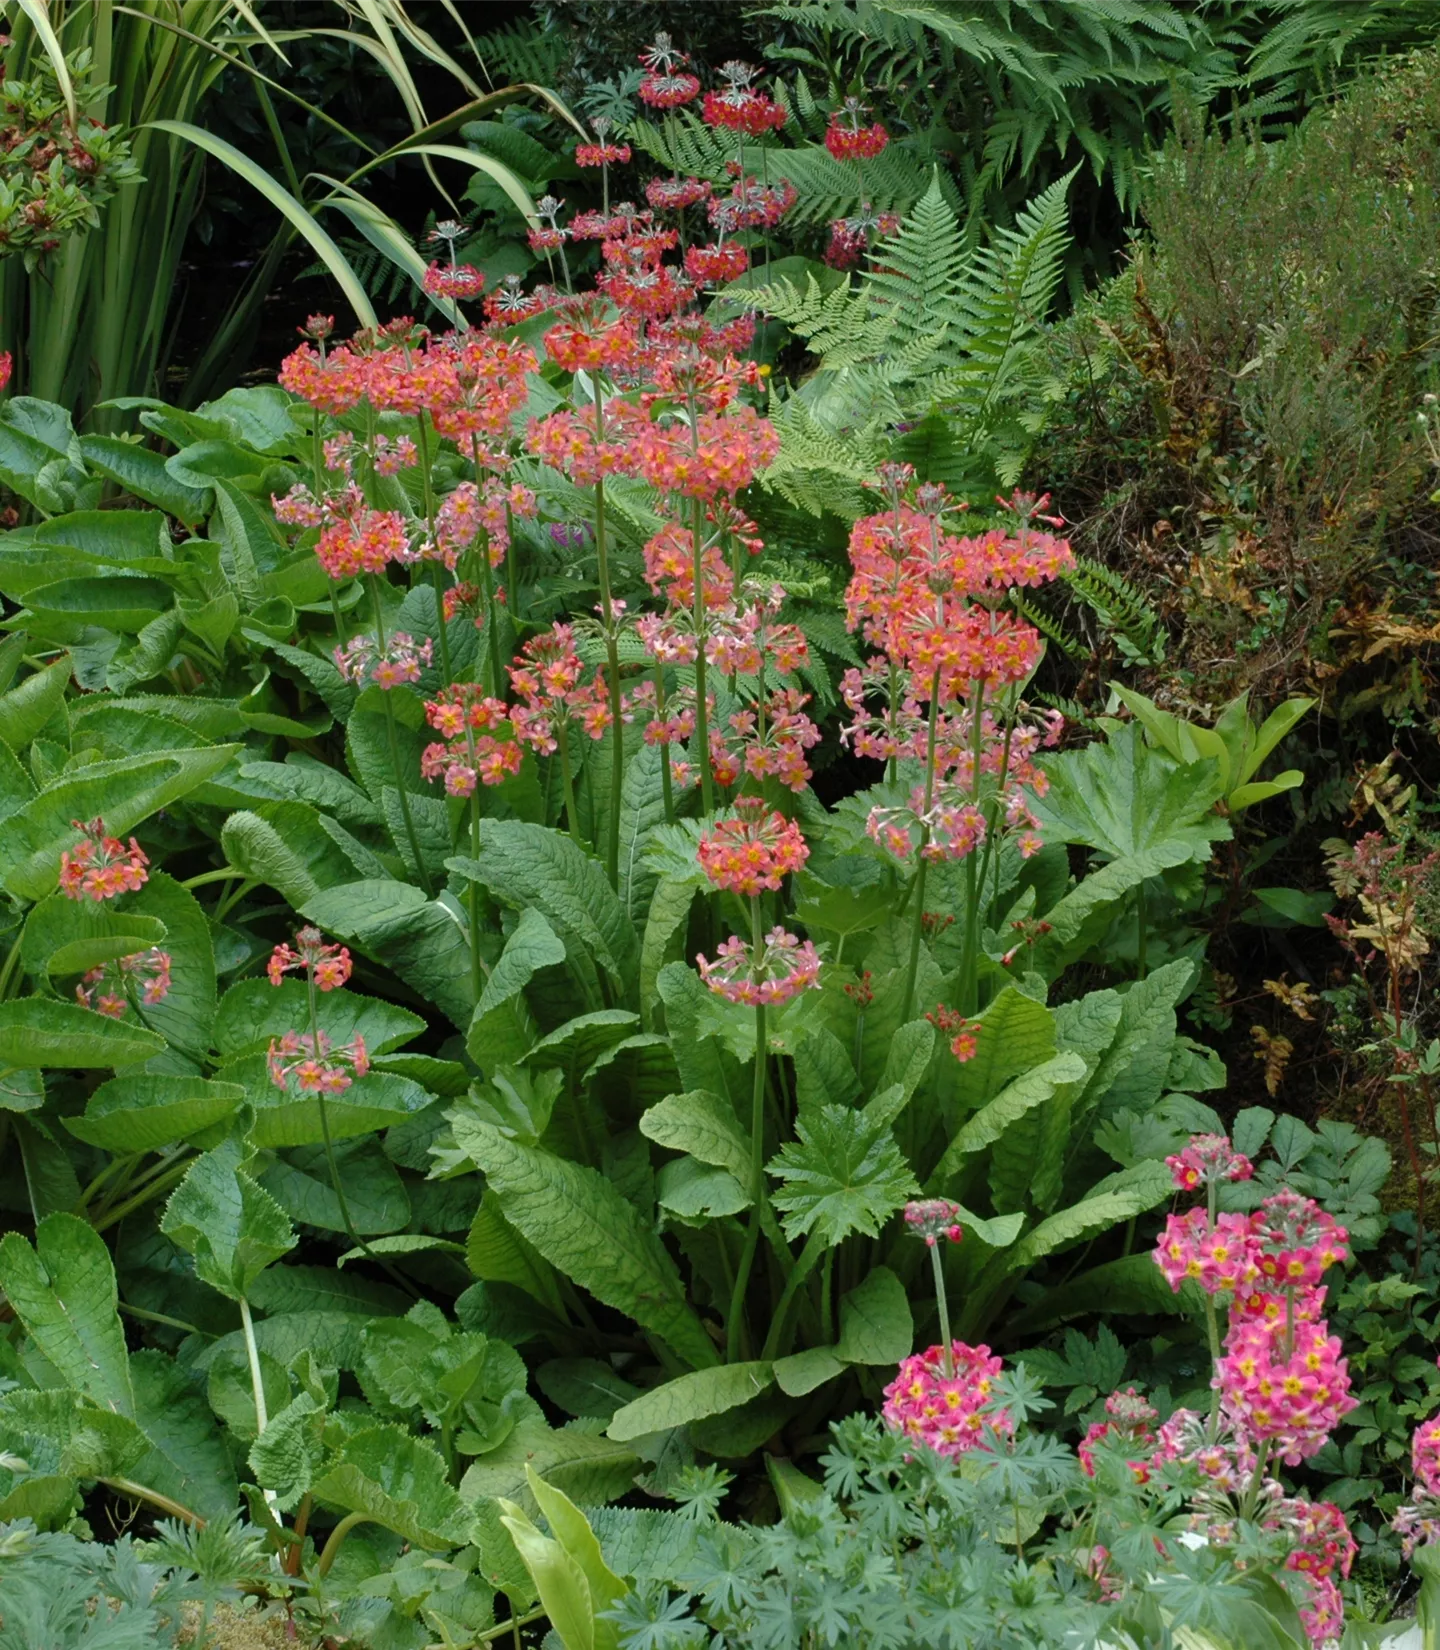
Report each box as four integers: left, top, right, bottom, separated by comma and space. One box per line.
767, 1106, 919, 1245
160, 1138, 297, 1303
1035, 723, 1230, 862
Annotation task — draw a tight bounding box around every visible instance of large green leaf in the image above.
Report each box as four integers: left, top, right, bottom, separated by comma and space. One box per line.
448, 1118, 716, 1370
263, 1141, 411, 1236
20, 892, 167, 980
639, 1089, 749, 1182
130, 1348, 237, 1522
459, 1416, 641, 1510
0, 998, 164, 1069
214, 978, 425, 1062
0, 1214, 133, 1415
1036, 723, 1229, 862
0, 745, 239, 899
465, 1195, 565, 1315
125, 873, 216, 1060
0, 1388, 147, 1480
220, 803, 376, 910
932, 1052, 1087, 1183
311, 1423, 474, 1549
607, 1362, 774, 1443
302, 880, 477, 1030
222, 1054, 434, 1149
0, 656, 70, 753
161, 1139, 298, 1303
834, 1267, 913, 1365
768, 1105, 919, 1245
451, 818, 640, 999
467, 907, 567, 1069
65, 1074, 244, 1153
946, 986, 1056, 1118
78, 435, 211, 526
639, 876, 697, 1026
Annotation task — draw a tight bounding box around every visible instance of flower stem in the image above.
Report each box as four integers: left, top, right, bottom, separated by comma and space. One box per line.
900, 663, 944, 1024
589, 382, 624, 887
930, 1242, 954, 1380
557, 721, 584, 850
691, 496, 716, 816
239, 1295, 270, 1435
725, 897, 770, 1360
468, 790, 484, 1002
415, 414, 451, 687
315, 1510, 370, 1577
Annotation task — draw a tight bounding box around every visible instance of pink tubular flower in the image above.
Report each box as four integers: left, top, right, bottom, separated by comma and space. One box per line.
824, 97, 890, 162
422, 261, 486, 301
697, 927, 821, 1008
1166, 1132, 1255, 1192
316, 506, 409, 580
266, 1027, 368, 1094
1415, 1412, 1440, 1495
903, 1199, 963, 1247
421, 684, 522, 797
696, 798, 809, 895
333, 630, 433, 690
684, 242, 749, 284
1153, 1207, 1258, 1297
76, 948, 171, 1017
881, 1342, 1012, 1458
1250, 1188, 1349, 1291
1078, 1388, 1157, 1482
59, 819, 149, 901
1216, 1315, 1357, 1465
268, 927, 352, 992
575, 141, 631, 168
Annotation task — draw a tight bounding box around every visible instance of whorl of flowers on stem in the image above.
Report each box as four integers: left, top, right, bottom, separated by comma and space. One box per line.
333, 630, 433, 691
59, 819, 149, 901
508, 623, 613, 752
696, 798, 808, 895
1215, 1313, 1356, 1466
266, 1028, 369, 1095
421, 685, 522, 796
903, 1198, 964, 1247
701, 62, 787, 135
638, 34, 701, 108
696, 927, 821, 1007
824, 97, 890, 162
76, 948, 171, 1018
1078, 1387, 1157, 1481
881, 1342, 1012, 1458
1167, 1132, 1254, 1191
268, 926, 352, 991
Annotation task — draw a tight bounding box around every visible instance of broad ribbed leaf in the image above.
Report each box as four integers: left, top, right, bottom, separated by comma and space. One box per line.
0, 997, 164, 1069
214, 978, 425, 1061
220, 804, 365, 909
467, 908, 567, 1068
465, 1195, 565, 1314
834, 1267, 912, 1365
161, 1139, 297, 1302
224, 1056, 433, 1149
65, 1074, 243, 1153
80, 434, 211, 524
639, 877, 696, 1025
1000, 1162, 1173, 1275
249, 1393, 326, 1511
639, 1089, 749, 1182
933, 1052, 1087, 1183
0, 1215, 133, 1414
0, 1388, 147, 1479
0, 745, 238, 899
948, 987, 1056, 1118
312, 1423, 474, 1549
262, 1141, 411, 1235
124, 873, 216, 1059
0, 657, 69, 753
130, 1348, 237, 1522
302, 880, 476, 1030
768, 1106, 919, 1244
459, 1416, 641, 1510
448, 1118, 716, 1369
607, 1362, 773, 1442
20, 893, 167, 980
450, 819, 639, 999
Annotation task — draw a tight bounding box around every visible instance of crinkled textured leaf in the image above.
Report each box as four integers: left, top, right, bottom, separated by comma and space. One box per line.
161, 1138, 297, 1302
450, 819, 639, 999
0, 745, 239, 899
447, 1117, 716, 1370
834, 1267, 912, 1365
0, 1214, 133, 1415
465, 1195, 565, 1315
639, 877, 696, 1027
21, 893, 167, 981
65, 1074, 243, 1153
129, 1347, 236, 1522
220, 1053, 434, 1149
0, 656, 70, 753
0, 1388, 147, 1479
123, 874, 215, 1059
261, 1142, 411, 1237
214, 978, 425, 1062
0, 997, 164, 1069
249, 1393, 326, 1511
312, 1422, 474, 1548
768, 1105, 919, 1244
639, 1090, 749, 1182
459, 1416, 641, 1511
468, 907, 567, 1068
933, 1052, 1087, 1184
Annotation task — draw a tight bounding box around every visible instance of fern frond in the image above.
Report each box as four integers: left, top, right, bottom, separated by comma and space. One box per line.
1063, 555, 1168, 666
1009, 591, 1089, 663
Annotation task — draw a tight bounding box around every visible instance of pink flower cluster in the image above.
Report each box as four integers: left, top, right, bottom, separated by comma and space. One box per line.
76, 947, 172, 1019
421, 685, 522, 796
59, 818, 149, 901
696, 799, 809, 895
333, 630, 433, 690
881, 1341, 1012, 1458
1166, 1132, 1254, 1192
266, 1027, 369, 1095
696, 926, 820, 1008
268, 927, 352, 991
1078, 1388, 1157, 1483
902, 1198, 964, 1247
1217, 1304, 1357, 1465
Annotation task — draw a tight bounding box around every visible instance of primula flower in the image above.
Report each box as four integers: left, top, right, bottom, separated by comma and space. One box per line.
638, 34, 701, 108
1249, 1187, 1349, 1290
1078, 1387, 1157, 1482
881, 1341, 1012, 1458
824, 97, 890, 162
702, 62, 788, 136
268, 927, 352, 991
59, 819, 149, 901
1153, 1207, 1258, 1297
903, 1199, 964, 1247
926, 1004, 981, 1063
422, 261, 486, 300
647, 175, 711, 211
684, 241, 749, 284
696, 798, 809, 895
508, 623, 613, 753
333, 630, 433, 690
76, 947, 171, 1018
1216, 1314, 1357, 1464
316, 506, 408, 580
421, 685, 522, 796
266, 1027, 369, 1094
697, 926, 821, 1007
575, 141, 631, 168
1166, 1132, 1254, 1191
